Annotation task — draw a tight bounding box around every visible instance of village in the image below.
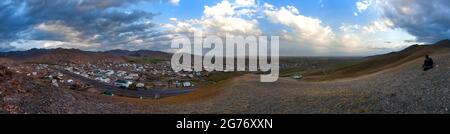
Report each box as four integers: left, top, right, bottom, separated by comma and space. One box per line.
5, 61, 211, 98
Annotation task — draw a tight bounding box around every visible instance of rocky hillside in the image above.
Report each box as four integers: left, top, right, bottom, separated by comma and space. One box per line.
0, 66, 132, 114
306, 39, 450, 80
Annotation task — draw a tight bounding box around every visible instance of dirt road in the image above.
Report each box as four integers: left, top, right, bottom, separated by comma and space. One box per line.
55, 67, 193, 99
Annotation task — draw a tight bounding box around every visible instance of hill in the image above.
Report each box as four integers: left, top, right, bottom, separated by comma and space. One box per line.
304, 39, 450, 81
103, 49, 171, 59
0, 48, 171, 64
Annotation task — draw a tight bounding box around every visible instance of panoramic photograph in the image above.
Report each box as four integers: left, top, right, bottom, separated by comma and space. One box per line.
1, 0, 450, 119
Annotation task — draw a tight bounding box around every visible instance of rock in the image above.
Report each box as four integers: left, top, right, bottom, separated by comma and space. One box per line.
0, 65, 13, 80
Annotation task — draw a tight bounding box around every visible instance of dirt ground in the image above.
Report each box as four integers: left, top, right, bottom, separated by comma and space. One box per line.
2, 53, 450, 114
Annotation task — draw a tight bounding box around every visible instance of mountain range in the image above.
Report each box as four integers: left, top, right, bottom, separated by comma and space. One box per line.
0, 48, 172, 64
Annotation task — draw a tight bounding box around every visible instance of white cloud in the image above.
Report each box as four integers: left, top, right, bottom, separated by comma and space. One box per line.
264, 4, 336, 47
169, 0, 180, 6
337, 19, 417, 54
339, 24, 361, 33
356, 0, 371, 13
163, 19, 200, 34
362, 19, 394, 33
35, 21, 83, 43
235, 0, 256, 7
167, 0, 262, 37
163, 0, 412, 56
169, 18, 177, 22
204, 1, 235, 17
340, 34, 363, 51
24, 21, 104, 50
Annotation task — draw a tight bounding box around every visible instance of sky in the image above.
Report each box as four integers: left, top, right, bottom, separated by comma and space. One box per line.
1, 0, 450, 56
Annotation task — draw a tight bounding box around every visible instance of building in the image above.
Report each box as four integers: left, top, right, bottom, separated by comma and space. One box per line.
96, 77, 111, 83
105, 70, 115, 76
125, 73, 139, 80
136, 83, 145, 88
117, 71, 127, 77
114, 80, 132, 88
182, 82, 193, 87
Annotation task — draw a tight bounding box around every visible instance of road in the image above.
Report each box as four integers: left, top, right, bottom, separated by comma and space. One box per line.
53, 67, 194, 99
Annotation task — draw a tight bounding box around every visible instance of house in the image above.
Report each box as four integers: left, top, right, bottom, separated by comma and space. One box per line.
129, 73, 139, 77
292, 75, 303, 79
96, 77, 111, 83
182, 82, 193, 87
136, 67, 145, 71
125, 73, 139, 80
124, 76, 133, 80
175, 81, 182, 87
114, 80, 132, 88
117, 71, 127, 77
105, 70, 115, 76
136, 83, 145, 88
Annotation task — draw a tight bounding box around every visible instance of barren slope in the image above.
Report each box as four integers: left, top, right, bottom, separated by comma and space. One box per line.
305, 39, 450, 81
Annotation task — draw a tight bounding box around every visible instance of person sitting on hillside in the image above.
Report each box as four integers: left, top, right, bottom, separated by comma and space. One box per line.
422, 55, 434, 71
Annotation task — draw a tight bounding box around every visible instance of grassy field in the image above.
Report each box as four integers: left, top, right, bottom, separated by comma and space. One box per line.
279, 57, 362, 78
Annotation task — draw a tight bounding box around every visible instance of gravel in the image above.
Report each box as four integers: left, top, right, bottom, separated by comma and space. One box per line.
1, 54, 450, 114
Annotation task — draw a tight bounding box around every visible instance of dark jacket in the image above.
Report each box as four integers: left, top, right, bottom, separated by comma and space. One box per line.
423, 58, 434, 71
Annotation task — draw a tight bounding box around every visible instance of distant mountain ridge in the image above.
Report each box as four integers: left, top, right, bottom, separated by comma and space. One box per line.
102, 49, 171, 58
0, 48, 171, 64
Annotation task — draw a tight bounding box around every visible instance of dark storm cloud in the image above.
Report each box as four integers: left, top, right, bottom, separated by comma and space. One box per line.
0, 0, 170, 51
380, 0, 450, 43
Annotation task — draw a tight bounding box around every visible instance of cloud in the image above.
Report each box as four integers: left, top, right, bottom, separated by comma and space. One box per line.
0, 0, 169, 51
356, 0, 371, 13
354, 0, 372, 16
337, 20, 418, 55
235, 0, 256, 7
1, 0, 428, 56
263, 4, 336, 48
362, 19, 394, 33
377, 0, 450, 43
169, 0, 180, 6
339, 24, 361, 33
166, 0, 262, 37
34, 21, 84, 43
163, 1, 399, 56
